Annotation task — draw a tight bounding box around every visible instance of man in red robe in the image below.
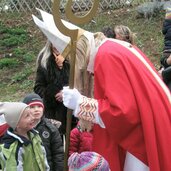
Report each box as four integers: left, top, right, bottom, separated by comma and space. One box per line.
63, 36, 171, 171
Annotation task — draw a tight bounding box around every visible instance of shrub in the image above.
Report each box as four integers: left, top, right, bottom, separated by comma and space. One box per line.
11, 68, 33, 83
0, 34, 28, 47
13, 47, 26, 57
0, 58, 18, 69
23, 52, 34, 62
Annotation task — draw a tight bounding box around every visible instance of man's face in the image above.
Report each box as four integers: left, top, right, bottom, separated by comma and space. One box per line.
16, 107, 35, 131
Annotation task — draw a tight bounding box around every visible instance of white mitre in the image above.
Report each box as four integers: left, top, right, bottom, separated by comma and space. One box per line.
33, 8, 80, 57
32, 8, 96, 71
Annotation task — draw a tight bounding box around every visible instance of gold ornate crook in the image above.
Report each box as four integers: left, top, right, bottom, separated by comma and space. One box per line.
52, 1, 99, 170
52, 0, 78, 41
65, 0, 99, 25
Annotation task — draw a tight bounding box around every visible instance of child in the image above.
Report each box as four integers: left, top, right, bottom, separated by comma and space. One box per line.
69, 120, 93, 156
114, 25, 136, 44
101, 26, 115, 38
101, 25, 135, 44
22, 93, 64, 171
160, 8, 171, 68
160, 8, 171, 90
0, 102, 50, 171
68, 151, 110, 171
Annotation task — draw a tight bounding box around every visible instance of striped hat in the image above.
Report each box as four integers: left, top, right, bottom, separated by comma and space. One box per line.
165, 8, 171, 19
22, 93, 44, 108
68, 152, 110, 171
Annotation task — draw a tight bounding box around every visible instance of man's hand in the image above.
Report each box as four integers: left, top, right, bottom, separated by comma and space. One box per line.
62, 87, 105, 128
62, 87, 82, 110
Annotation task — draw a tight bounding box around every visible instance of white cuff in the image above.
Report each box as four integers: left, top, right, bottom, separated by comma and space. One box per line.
74, 96, 105, 128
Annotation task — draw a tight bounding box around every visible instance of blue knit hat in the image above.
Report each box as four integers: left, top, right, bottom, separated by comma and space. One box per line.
68, 152, 110, 171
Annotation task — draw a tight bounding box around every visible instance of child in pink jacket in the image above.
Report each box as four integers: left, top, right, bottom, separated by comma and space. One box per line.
69, 120, 93, 156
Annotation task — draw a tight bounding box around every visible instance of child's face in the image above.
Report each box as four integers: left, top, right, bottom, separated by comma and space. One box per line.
17, 107, 35, 131
29, 105, 43, 125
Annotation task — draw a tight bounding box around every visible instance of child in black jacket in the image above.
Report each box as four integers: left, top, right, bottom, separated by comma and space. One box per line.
161, 8, 171, 68
23, 93, 64, 171
160, 8, 171, 90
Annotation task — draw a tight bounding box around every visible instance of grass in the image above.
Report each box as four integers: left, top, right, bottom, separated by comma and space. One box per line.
0, 7, 165, 101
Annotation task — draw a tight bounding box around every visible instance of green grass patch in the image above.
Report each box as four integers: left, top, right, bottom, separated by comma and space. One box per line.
1, 34, 28, 47
23, 52, 35, 62
20, 79, 34, 89
11, 67, 34, 83
13, 47, 27, 57
0, 58, 19, 69
0, 21, 28, 47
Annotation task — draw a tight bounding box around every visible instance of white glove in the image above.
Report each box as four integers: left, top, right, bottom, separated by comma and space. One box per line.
62, 87, 82, 110
62, 87, 105, 128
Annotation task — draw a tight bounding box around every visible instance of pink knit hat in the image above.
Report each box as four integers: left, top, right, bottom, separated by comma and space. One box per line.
68, 151, 110, 171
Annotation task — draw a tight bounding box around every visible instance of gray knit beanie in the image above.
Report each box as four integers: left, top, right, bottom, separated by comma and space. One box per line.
0, 102, 28, 130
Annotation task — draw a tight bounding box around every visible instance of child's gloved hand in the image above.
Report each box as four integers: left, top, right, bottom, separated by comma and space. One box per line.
48, 119, 62, 128
62, 87, 82, 110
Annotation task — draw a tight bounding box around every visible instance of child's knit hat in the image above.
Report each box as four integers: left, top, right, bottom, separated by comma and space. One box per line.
165, 8, 171, 19
0, 102, 28, 130
22, 93, 44, 108
68, 152, 110, 171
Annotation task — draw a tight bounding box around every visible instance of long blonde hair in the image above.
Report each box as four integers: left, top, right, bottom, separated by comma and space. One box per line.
36, 41, 52, 69
114, 25, 136, 44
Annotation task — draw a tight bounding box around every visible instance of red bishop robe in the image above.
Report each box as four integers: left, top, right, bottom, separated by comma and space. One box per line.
92, 40, 171, 171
